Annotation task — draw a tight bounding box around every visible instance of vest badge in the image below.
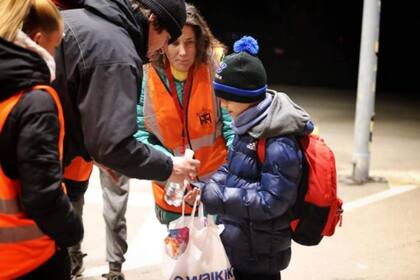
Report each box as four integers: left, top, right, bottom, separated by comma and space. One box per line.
197, 109, 212, 128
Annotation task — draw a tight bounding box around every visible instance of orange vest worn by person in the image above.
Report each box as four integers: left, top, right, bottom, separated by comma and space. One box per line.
0, 86, 64, 279
143, 64, 228, 214
63, 156, 93, 188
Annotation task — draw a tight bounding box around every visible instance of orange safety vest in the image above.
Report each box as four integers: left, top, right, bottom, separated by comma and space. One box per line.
143, 64, 228, 214
63, 156, 93, 183
0, 85, 64, 279
61, 156, 93, 206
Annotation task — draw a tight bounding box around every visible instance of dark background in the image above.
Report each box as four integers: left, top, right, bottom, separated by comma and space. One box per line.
189, 0, 420, 95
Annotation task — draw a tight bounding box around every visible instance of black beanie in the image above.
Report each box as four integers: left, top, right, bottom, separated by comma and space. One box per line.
214, 36, 267, 103
140, 0, 186, 44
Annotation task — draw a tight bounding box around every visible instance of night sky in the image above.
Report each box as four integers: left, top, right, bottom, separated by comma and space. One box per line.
190, 1, 420, 95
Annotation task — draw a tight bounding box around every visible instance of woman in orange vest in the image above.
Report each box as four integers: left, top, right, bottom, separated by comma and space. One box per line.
135, 3, 235, 224
0, 1, 83, 279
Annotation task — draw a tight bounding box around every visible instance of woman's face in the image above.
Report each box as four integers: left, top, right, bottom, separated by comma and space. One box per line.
165, 25, 197, 72
32, 22, 64, 56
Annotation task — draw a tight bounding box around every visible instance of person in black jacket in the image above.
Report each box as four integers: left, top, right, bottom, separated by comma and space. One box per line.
52, 0, 199, 278
0, 0, 83, 279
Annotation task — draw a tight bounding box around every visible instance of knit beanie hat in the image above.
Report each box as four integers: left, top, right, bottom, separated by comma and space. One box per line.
140, 0, 186, 44
214, 36, 267, 103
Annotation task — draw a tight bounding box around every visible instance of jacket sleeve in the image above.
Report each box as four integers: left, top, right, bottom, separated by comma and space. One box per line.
16, 91, 83, 248
203, 138, 301, 221
201, 163, 229, 214
78, 63, 173, 180
133, 77, 173, 157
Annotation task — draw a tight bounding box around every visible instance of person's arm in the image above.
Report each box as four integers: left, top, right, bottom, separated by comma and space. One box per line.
16, 91, 83, 248
202, 138, 300, 220
134, 76, 173, 157
79, 63, 173, 180
200, 163, 229, 214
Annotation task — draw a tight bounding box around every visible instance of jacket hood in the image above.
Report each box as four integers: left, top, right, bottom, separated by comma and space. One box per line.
84, 0, 149, 60
248, 89, 313, 138
0, 37, 50, 101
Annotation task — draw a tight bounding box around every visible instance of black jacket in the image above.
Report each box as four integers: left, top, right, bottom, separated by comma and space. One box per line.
53, 0, 173, 180
0, 37, 83, 248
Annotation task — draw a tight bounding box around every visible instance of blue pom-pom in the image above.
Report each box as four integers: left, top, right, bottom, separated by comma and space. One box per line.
233, 36, 259, 55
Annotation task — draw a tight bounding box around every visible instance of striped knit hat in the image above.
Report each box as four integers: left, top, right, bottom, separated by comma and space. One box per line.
214, 36, 267, 103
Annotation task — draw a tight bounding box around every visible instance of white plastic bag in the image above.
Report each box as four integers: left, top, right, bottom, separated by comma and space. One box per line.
163, 199, 235, 280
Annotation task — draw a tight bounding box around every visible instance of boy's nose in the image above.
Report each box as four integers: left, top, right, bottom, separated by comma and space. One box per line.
220, 98, 228, 108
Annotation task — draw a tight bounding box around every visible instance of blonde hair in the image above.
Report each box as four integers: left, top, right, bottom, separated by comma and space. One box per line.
0, 0, 32, 41
22, 0, 63, 37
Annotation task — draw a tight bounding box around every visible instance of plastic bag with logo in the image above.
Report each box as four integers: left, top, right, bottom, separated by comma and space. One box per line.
162, 197, 235, 280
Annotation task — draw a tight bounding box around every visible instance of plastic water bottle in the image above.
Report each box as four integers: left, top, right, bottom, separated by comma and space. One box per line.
164, 149, 194, 207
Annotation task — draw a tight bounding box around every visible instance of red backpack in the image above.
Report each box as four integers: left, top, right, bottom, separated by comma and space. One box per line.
257, 134, 343, 246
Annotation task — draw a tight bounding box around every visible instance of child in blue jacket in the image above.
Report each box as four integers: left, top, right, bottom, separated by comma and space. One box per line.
201, 36, 313, 280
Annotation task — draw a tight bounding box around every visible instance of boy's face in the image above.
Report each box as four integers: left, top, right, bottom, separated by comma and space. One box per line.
220, 98, 254, 120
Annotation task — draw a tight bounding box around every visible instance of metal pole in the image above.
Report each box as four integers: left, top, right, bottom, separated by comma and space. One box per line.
352, 0, 381, 184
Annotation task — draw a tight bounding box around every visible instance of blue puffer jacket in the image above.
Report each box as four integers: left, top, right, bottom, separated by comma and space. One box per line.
202, 90, 312, 274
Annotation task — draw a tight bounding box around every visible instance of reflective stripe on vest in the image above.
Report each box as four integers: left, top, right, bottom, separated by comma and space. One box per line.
0, 198, 19, 214
0, 224, 45, 244
144, 64, 228, 214
0, 86, 61, 279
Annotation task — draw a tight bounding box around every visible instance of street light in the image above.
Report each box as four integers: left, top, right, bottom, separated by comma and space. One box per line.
352, 0, 381, 184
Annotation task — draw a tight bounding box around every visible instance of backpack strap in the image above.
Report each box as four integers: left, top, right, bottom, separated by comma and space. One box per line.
256, 138, 266, 163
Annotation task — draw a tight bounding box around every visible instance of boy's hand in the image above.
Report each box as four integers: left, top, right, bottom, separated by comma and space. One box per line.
184, 185, 201, 207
